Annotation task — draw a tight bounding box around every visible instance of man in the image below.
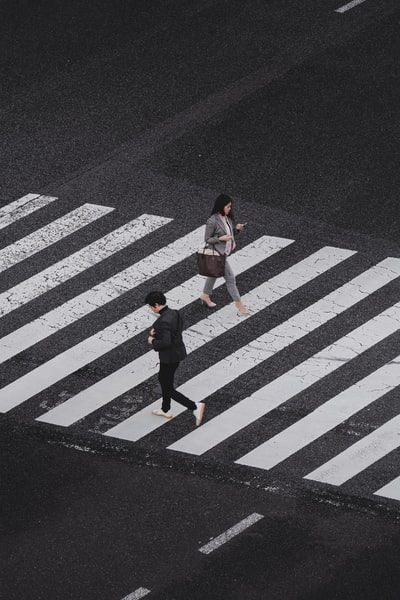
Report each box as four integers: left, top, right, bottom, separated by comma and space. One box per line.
145, 291, 205, 426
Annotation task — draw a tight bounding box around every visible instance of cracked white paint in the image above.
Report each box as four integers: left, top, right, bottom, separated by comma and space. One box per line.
236, 350, 400, 470
0, 194, 58, 230
105, 247, 355, 442
0, 235, 289, 415
0, 203, 113, 273
0, 224, 204, 363
168, 261, 400, 455
0, 214, 171, 317
33, 236, 292, 425
304, 383, 400, 485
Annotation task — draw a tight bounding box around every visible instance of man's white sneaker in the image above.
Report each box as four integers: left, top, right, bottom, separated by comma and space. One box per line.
152, 408, 172, 419
193, 402, 205, 426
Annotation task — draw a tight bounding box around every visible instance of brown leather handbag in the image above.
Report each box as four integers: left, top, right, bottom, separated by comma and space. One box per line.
196, 246, 226, 278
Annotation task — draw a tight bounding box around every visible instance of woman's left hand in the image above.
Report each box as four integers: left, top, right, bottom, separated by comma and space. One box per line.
236, 223, 246, 231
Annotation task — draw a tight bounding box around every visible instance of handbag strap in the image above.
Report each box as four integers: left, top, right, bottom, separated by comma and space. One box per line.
200, 244, 219, 255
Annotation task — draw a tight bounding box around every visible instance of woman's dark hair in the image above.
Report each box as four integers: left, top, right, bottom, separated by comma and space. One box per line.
211, 193, 234, 220
145, 291, 166, 307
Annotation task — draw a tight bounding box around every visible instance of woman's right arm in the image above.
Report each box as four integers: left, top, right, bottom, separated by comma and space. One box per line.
204, 217, 220, 245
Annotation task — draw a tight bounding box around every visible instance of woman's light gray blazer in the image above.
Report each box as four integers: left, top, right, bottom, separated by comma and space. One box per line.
204, 213, 236, 256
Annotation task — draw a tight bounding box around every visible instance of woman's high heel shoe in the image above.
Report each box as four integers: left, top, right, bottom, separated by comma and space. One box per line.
200, 294, 216, 308
235, 300, 250, 315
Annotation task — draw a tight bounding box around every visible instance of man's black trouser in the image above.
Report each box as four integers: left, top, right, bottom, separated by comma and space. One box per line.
158, 362, 197, 413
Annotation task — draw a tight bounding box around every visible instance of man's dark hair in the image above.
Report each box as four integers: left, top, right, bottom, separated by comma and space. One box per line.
145, 291, 166, 307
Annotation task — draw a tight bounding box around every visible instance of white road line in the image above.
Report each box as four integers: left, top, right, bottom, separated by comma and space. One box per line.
0, 236, 285, 414
0, 214, 171, 318
0, 224, 206, 363
0, 203, 113, 273
335, 0, 368, 13
121, 588, 150, 600
237, 351, 400, 470
0, 193, 58, 230
305, 401, 400, 486
375, 475, 400, 501
167, 258, 400, 455
34, 236, 292, 425
198, 513, 264, 555
105, 246, 354, 442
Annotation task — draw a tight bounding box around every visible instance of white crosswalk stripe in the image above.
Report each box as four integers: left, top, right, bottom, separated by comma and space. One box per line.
1, 192, 400, 504
0, 203, 113, 273
235, 328, 400, 469
35, 235, 292, 425
304, 380, 400, 486
0, 223, 205, 364
0, 193, 58, 230
105, 246, 355, 441
0, 214, 171, 318
375, 474, 400, 501
167, 260, 400, 454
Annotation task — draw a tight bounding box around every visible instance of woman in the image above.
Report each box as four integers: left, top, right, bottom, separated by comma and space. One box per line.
200, 193, 249, 315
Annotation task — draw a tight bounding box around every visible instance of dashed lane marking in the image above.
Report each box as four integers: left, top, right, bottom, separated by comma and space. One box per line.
120, 588, 150, 600
335, 0, 368, 13
198, 513, 264, 555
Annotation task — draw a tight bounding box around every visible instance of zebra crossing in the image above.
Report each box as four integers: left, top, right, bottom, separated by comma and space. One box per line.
0, 193, 399, 504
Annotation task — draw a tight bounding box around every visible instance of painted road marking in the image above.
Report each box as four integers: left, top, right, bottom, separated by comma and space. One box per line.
0, 193, 58, 230
168, 260, 400, 455
375, 475, 400, 502
0, 236, 284, 412
335, 0, 368, 13
121, 588, 150, 600
0, 214, 171, 317
305, 396, 400, 486
0, 224, 206, 363
105, 247, 355, 442
237, 350, 400, 470
0, 203, 113, 273
34, 236, 291, 424
198, 513, 264, 554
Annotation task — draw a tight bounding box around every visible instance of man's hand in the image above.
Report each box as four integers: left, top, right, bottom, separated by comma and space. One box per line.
148, 336, 154, 345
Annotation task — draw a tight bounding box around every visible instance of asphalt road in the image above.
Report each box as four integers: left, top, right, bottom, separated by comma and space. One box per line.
2, 430, 400, 600
0, 0, 399, 243
1, 2, 400, 598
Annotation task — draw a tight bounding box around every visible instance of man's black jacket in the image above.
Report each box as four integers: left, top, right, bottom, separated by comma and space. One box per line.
151, 306, 187, 363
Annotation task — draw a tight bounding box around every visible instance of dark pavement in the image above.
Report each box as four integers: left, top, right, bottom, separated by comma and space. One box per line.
0, 0, 399, 243
2, 429, 400, 600
1, 2, 400, 598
